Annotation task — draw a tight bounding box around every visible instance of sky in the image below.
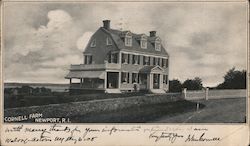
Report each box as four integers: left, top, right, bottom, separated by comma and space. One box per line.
3, 2, 247, 87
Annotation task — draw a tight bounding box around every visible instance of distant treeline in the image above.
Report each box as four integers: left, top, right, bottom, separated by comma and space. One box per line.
5, 85, 52, 96
169, 67, 246, 92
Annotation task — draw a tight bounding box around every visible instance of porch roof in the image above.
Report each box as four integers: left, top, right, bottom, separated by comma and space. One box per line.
65, 71, 105, 79
139, 65, 164, 73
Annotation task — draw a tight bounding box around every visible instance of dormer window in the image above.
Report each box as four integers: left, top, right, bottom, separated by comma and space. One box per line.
106, 37, 112, 45
155, 38, 161, 51
125, 32, 132, 47
90, 39, 96, 47
140, 35, 147, 49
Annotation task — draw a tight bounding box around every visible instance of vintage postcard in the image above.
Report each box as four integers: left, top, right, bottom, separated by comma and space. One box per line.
0, 0, 249, 146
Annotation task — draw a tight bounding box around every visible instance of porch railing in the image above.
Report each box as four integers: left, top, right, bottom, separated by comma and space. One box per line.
70, 62, 121, 70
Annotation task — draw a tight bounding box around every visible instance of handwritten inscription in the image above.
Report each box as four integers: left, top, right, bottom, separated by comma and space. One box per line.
3, 124, 221, 145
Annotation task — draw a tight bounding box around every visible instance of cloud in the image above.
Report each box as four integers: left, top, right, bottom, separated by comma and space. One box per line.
76, 32, 93, 51
3, 3, 247, 86
4, 9, 83, 83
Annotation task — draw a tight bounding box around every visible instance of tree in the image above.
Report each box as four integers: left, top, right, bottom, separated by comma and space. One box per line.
182, 77, 203, 90
217, 67, 246, 89
169, 79, 182, 92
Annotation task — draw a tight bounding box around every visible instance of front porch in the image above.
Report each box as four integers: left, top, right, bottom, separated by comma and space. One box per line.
65, 65, 168, 94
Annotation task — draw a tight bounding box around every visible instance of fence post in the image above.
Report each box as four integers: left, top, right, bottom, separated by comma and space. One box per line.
205, 88, 209, 100
182, 88, 187, 99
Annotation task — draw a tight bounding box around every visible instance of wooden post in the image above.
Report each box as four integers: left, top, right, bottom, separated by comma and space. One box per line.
159, 74, 163, 89
205, 87, 209, 100
182, 88, 187, 99
104, 72, 107, 89
69, 78, 72, 84
196, 102, 200, 111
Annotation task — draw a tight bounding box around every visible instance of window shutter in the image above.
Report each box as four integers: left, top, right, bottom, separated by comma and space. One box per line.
127, 72, 130, 83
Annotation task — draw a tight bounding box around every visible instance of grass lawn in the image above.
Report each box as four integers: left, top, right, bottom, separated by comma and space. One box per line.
153, 97, 246, 123
69, 97, 245, 123
4, 92, 147, 108
69, 100, 205, 123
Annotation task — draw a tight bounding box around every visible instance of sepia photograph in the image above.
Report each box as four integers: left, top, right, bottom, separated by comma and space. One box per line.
2, 1, 247, 124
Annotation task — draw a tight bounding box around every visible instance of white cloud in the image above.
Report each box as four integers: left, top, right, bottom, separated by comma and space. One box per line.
4, 3, 247, 86
76, 32, 93, 51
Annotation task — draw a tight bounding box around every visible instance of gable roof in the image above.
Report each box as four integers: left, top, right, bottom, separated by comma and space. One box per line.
139, 65, 164, 73
100, 27, 169, 57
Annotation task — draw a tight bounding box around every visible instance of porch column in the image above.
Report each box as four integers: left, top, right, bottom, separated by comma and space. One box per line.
69, 78, 72, 84
104, 72, 107, 89
159, 74, 163, 89
149, 73, 153, 89
80, 78, 83, 87
118, 72, 121, 89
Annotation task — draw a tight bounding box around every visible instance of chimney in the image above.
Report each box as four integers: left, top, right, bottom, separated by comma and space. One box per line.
103, 20, 110, 29
149, 31, 156, 37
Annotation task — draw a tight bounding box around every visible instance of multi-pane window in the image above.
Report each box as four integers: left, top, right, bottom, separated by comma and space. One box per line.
153, 58, 159, 65
122, 53, 131, 64
140, 35, 147, 49
141, 40, 147, 49
108, 53, 118, 63
162, 58, 166, 67
132, 73, 139, 83
121, 72, 130, 83
143, 56, 150, 65
84, 55, 92, 64
125, 34, 132, 47
155, 39, 161, 51
161, 58, 169, 68
166, 59, 169, 68
132, 55, 140, 65
157, 58, 161, 66
106, 37, 112, 45
122, 53, 128, 64
90, 39, 96, 47
163, 75, 168, 84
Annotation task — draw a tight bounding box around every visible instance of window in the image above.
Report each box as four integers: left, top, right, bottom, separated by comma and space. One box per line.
155, 42, 161, 51
84, 55, 92, 64
153, 58, 160, 66
157, 58, 160, 66
125, 33, 132, 47
108, 52, 118, 63
121, 72, 130, 83
141, 40, 147, 49
122, 53, 131, 64
162, 58, 166, 67
166, 59, 169, 68
90, 39, 96, 47
143, 56, 150, 65
106, 37, 112, 45
155, 38, 161, 51
153, 58, 157, 65
132, 73, 139, 83
132, 55, 140, 65
140, 35, 147, 49
163, 75, 168, 84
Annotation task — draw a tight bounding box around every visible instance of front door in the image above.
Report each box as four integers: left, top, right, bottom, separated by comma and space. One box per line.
153, 74, 160, 89
107, 72, 119, 88
139, 73, 147, 89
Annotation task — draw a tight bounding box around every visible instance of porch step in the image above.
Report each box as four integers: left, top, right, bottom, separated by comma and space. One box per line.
105, 89, 121, 93
150, 89, 166, 94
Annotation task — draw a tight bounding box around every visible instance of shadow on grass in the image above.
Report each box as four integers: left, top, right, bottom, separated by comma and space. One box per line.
69, 100, 205, 123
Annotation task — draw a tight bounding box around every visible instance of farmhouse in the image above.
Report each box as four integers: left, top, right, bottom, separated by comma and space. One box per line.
65, 20, 169, 93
